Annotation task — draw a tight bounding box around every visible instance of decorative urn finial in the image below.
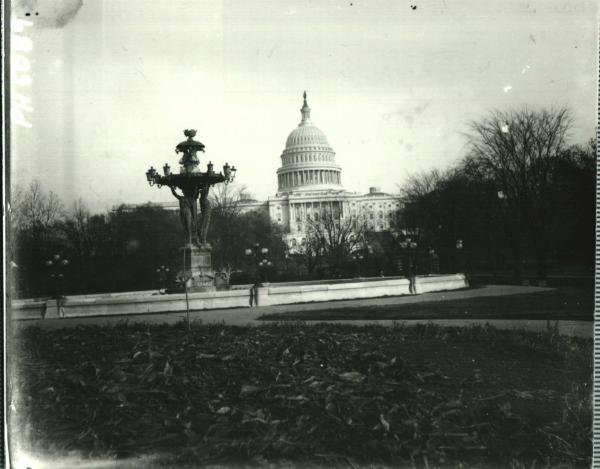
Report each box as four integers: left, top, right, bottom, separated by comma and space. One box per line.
176, 129, 205, 173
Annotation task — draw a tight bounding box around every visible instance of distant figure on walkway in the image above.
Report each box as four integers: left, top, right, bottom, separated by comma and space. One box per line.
249, 283, 259, 307
57, 295, 66, 318
44, 295, 66, 319
409, 266, 417, 295
405, 260, 417, 295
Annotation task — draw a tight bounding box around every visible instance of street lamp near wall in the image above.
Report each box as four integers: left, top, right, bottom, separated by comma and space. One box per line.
428, 248, 439, 275
258, 259, 273, 283
351, 252, 364, 277
156, 265, 170, 294
456, 239, 464, 273
391, 231, 417, 272
45, 253, 69, 318
245, 243, 271, 284
399, 238, 418, 271
285, 249, 303, 279
497, 189, 523, 283
399, 238, 418, 251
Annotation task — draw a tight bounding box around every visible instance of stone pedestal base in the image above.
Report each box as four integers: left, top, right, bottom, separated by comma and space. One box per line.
177, 244, 216, 292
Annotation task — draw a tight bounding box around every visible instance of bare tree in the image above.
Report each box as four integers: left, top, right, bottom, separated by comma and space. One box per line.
396, 169, 451, 236
208, 184, 251, 274
209, 185, 287, 280
467, 107, 572, 279
9, 180, 66, 296
304, 209, 369, 276
62, 198, 95, 264
11, 180, 64, 232
214, 265, 242, 287
400, 169, 444, 201
210, 183, 250, 217
292, 232, 323, 277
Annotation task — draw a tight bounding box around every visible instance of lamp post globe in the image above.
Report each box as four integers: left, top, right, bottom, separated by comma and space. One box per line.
455, 239, 465, 273
246, 243, 271, 285
156, 265, 170, 294
45, 253, 69, 318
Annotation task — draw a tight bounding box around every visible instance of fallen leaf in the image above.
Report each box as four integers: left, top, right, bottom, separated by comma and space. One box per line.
240, 384, 263, 396
379, 414, 390, 432
339, 371, 365, 383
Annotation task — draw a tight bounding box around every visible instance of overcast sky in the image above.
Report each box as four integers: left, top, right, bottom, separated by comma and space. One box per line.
10, 0, 597, 213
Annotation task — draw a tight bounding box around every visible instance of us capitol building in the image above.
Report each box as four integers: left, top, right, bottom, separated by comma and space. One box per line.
237, 92, 401, 247
128, 93, 402, 247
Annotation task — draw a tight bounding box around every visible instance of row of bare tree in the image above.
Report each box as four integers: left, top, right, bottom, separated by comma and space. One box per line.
7, 179, 401, 298
400, 107, 595, 280
8, 182, 293, 297
209, 187, 389, 281
8, 106, 594, 296
9, 182, 180, 297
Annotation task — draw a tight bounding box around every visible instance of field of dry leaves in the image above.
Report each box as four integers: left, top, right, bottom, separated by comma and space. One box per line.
10, 321, 592, 468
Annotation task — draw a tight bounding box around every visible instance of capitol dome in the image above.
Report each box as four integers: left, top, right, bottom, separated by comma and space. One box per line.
285, 122, 330, 148
276, 92, 343, 194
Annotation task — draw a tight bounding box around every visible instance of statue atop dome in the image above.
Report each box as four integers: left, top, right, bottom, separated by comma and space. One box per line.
300, 90, 312, 125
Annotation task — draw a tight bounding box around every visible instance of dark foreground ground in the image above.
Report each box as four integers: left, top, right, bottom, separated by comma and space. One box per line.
259, 286, 592, 322
9, 322, 592, 468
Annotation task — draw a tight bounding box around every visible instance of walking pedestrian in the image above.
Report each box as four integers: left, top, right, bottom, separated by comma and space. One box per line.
253, 283, 259, 306
249, 283, 259, 307
409, 264, 417, 295
57, 295, 66, 318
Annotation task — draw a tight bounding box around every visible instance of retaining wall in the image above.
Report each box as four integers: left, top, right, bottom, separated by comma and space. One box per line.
12, 274, 468, 320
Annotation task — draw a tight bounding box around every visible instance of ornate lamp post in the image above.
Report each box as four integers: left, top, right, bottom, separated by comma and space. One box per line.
399, 238, 418, 269
145, 129, 236, 291
455, 239, 464, 273
285, 247, 303, 279
245, 243, 271, 284
259, 259, 273, 283
351, 252, 364, 277
155, 265, 170, 294
428, 248, 439, 275
45, 253, 69, 318
398, 238, 418, 294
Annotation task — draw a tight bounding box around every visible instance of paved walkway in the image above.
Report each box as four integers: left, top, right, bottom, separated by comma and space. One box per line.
14, 285, 592, 337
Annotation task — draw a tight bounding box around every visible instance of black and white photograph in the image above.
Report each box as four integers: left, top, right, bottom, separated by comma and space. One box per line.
5, 0, 597, 467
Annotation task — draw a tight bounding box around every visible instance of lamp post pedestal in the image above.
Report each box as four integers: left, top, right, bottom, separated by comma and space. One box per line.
146, 129, 237, 293
178, 244, 216, 292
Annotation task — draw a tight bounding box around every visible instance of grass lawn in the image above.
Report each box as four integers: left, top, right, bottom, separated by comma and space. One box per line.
258, 287, 593, 322
9, 322, 592, 468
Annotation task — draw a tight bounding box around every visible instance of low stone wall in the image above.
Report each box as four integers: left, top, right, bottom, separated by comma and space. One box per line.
11, 274, 468, 320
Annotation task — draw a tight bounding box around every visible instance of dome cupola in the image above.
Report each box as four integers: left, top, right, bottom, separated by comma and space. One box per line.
276, 92, 343, 194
